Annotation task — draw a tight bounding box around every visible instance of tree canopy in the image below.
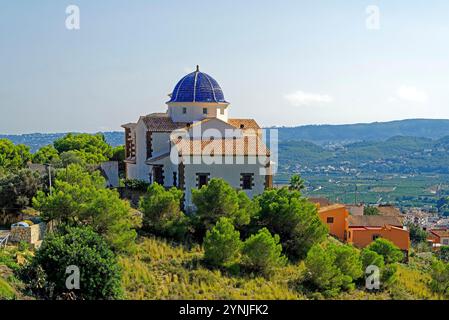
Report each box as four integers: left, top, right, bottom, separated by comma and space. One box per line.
365, 238, 403, 264
32, 145, 60, 165
305, 242, 363, 297
254, 187, 328, 260
0, 139, 32, 171
192, 178, 257, 236
242, 228, 287, 274
203, 217, 242, 267
0, 169, 43, 213
20, 226, 122, 300
139, 183, 188, 240
33, 164, 139, 252
53, 133, 113, 164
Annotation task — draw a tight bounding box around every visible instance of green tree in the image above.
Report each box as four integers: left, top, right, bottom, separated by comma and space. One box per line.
364, 206, 379, 216
203, 218, 242, 267
304, 244, 344, 297
32, 145, 61, 165
192, 178, 255, 236
289, 174, 305, 191
304, 243, 362, 296
254, 187, 328, 260
33, 164, 139, 252
0, 169, 43, 213
242, 228, 287, 274
366, 238, 404, 264
111, 145, 125, 162
59, 150, 87, 167
139, 183, 188, 240
0, 139, 31, 170
20, 226, 122, 300
361, 248, 385, 271
54, 133, 113, 164
333, 244, 363, 289
406, 222, 428, 244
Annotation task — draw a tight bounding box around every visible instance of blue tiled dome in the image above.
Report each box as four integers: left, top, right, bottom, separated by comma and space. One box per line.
169, 66, 227, 103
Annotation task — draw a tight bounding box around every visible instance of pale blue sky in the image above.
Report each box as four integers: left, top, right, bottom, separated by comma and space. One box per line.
2, 0, 449, 134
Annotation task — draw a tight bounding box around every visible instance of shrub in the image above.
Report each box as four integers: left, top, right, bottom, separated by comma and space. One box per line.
139, 183, 188, 240
304, 244, 344, 297
20, 226, 122, 300
332, 244, 363, 290
203, 218, 242, 267
242, 228, 287, 275
366, 238, 404, 264
123, 179, 150, 191
304, 243, 363, 296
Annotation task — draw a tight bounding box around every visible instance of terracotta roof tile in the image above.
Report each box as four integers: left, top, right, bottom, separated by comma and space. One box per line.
348, 215, 403, 227
173, 136, 269, 156
142, 113, 190, 132
228, 119, 261, 131
431, 229, 449, 238
377, 205, 402, 217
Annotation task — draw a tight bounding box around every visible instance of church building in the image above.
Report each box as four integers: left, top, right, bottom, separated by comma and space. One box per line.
122, 66, 272, 210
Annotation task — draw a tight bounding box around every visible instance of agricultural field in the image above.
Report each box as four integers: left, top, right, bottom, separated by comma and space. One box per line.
276, 172, 449, 210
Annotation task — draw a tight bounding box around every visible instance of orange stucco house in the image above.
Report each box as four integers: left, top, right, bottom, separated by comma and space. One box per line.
318, 204, 410, 253
428, 229, 449, 247
318, 204, 349, 241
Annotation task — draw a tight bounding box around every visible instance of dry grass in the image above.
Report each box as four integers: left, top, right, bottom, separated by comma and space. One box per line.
119, 237, 305, 300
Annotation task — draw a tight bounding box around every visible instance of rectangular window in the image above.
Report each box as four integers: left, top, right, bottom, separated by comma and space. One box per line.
173, 172, 177, 187
372, 234, 380, 241
153, 166, 164, 185
203, 108, 208, 115
327, 217, 334, 224
443, 239, 449, 245
241, 174, 253, 190
197, 173, 209, 189
182, 107, 187, 114
220, 108, 225, 115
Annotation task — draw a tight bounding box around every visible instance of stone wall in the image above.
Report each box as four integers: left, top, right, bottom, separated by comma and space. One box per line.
10, 222, 46, 244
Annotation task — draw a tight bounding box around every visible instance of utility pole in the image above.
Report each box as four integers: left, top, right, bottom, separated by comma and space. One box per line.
47, 164, 52, 195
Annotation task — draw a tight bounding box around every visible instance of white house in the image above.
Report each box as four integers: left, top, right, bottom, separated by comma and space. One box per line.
122, 66, 272, 210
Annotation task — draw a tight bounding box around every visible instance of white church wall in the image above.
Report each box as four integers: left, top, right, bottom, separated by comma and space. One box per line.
188, 118, 241, 139
182, 155, 267, 210
151, 132, 171, 157
168, 103, 229, 123
133, 119, 150, 182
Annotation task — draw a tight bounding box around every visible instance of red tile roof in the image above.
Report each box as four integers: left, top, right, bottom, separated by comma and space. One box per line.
348, 215, 404, 227
139, 114, 261, 133
172, 136, 270, 156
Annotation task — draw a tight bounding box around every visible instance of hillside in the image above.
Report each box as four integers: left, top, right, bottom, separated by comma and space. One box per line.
277, 119, 449, 144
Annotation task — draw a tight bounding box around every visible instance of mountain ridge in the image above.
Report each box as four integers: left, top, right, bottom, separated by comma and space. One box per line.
2, 119, 449, 152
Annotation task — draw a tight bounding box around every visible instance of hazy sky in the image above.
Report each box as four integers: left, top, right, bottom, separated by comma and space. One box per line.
2, 0, 449, 134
